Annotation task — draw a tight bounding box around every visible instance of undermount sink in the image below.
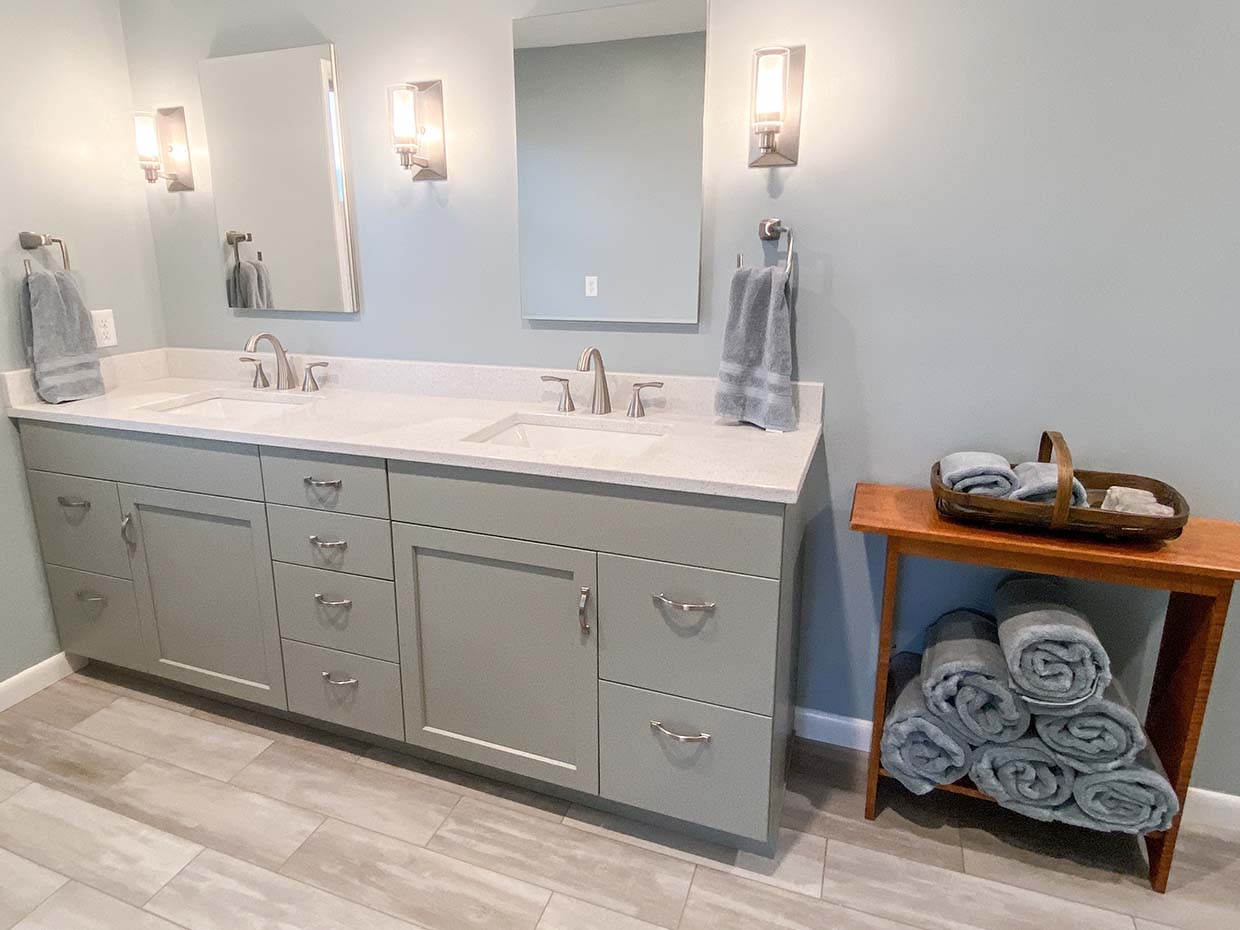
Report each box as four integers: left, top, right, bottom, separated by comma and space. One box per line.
464, 413, 669, 456
139, 390, 318, 426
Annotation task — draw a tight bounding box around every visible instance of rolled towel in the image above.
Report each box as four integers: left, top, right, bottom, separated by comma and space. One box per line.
1064, 744, 1179, 834
970, 737, 1076, 820
939, 452, 1018, 498
994, 575, 1111, 705
1034, 680, 1145, 773
880, 652, 973, 796
1009, 461, 1089, 507
921, 609, 1031, 745
1101, 486, 1174, 518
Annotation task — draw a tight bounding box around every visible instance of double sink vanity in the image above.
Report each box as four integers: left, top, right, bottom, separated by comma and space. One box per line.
3, 341, 821, 851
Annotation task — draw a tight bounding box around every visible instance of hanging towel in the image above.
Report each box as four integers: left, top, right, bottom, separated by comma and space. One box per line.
1066, 744, 1179, 834
1034, 679, 1146, 774
921, 609, 1030, 746
880, 651, 974, 796
18, 267, 104, 404
970, 737, 1076, 821
252, 258, 274, 309
938, 452, 1019, 498
1009, 461, 1089, 507
227, 261, 264, 309
714, 265, 795, 431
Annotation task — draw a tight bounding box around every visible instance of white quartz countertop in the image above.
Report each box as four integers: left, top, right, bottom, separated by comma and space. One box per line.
4, 351, 822, 503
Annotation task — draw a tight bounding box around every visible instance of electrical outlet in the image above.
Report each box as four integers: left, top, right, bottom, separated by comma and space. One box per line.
584, 275, 599, 298
90, 309, 118, 348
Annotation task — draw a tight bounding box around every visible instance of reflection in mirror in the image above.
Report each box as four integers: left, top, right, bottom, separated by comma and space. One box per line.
199, 44, 358, 313
514, 0, 707, 324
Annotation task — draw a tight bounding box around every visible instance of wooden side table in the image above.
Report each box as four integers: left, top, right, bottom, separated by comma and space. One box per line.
850, 483, 1240, 892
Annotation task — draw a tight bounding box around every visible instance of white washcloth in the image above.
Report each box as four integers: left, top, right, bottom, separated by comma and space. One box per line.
1101, 486, 1173, 518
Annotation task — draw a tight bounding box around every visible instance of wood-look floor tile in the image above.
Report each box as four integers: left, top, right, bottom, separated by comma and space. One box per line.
99, 761, 324, 869
822, 839, 1136, 930
360, 745, 570, 822
282, 818, 550, 930
537, 894, 667, 930
0, 783, 200, 906
0, 847, 67, 929
191, 699, 372, 760
146, 848, 422, 930
0, 712, 145, 799
680, 866, 915, 930
1132, 922, 1180, 930
9, 678, 117, 730
231, 741, 458, 846
73, 666, 209, 715
428, 797, 694, 928
563, 804, 826, 897
73, 698, 272, 781
0, 768, 29, 802
11, 882, 183, 930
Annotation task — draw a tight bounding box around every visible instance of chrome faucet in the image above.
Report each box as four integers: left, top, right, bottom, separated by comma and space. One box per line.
242, 332, 297, 390
576, 346, 611, 415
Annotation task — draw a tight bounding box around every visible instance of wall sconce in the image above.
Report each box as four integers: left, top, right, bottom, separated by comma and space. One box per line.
132, 107, 195, 191
748, 46, 804, 168
386, 81, 447, 181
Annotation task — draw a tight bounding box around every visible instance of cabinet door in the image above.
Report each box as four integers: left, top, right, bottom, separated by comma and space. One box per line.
394, 523, 598, 793
120, 484, 286, 709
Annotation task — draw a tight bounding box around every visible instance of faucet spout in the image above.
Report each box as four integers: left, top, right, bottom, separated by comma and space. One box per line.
243, 332, 297, 390
576, 346, 611, 415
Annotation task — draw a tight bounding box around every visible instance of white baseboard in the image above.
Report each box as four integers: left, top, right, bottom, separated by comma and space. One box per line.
0, 653, 87, 713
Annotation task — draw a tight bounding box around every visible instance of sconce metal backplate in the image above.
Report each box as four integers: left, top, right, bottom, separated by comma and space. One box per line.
155, 106, 195, 191
407, 80, 447, 181
749, 45, 805, 169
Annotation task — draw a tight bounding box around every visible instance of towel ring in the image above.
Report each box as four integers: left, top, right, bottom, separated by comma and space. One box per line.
736, 218, 794, 275
18, 231, 70, 276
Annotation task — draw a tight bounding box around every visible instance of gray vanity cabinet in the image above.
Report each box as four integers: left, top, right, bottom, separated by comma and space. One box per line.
119, 484, 287, 709
393, 523, 600, 793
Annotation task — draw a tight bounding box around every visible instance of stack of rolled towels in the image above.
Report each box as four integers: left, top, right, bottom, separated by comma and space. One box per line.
880, 574, 1178, 834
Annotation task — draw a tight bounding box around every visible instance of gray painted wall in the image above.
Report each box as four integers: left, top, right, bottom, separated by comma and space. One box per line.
515, 32, 705, 322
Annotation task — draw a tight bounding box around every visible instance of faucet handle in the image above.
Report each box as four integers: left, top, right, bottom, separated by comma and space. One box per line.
239, 356, 270, 389
540, 375, 575, 413
302, 361, 329, 393
626, 381, 664, 419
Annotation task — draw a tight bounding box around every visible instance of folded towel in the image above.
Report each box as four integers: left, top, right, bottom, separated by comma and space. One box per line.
994, 574, 1111, 705
1064, 744, 1179, 834
715, 265, 795, 432
227, 260, 270, 310
880, 652, 973, 796
921, 609, 1031, 745
1009, 461, 1089, 507
938, 452, 1019, 498
1101, 486, 1174, 518
971, 737, 1076, 819
18, 267, 104, 404
1035, 679, 1145, 773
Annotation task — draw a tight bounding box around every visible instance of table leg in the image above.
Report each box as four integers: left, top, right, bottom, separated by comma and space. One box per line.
1143, 585, 1234, 892
865, 539, 902, 820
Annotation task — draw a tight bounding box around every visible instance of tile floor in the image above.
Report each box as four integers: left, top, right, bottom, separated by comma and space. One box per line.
0, 666, 1236, 930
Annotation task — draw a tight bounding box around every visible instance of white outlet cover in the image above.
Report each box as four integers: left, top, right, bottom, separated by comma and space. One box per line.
90, 309, 118, 348
584, 276, 599, 297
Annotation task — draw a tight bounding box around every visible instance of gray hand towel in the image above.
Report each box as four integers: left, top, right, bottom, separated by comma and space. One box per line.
1066, 743, 1179, 834
1009, 461, 1089, 507
921, 609, 1030, 745
18, 267, 104, 404
714, 265, 795, 431
227, 261, 262, 309
939, 451, 1019, 497
880, 651, 973, 796
252, 259, 274, 309
970, 737, 1076, 820
1035, 679, 1146, 773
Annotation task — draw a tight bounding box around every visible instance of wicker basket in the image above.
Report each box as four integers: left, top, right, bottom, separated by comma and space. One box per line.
930, 431, 1189, 542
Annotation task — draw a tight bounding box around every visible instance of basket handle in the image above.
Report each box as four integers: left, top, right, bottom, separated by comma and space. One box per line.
1037, 431, 1075, 528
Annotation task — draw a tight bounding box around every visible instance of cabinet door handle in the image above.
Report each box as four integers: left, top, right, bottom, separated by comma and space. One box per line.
321, 671, 359, 687
650, 720, 711, 743
309, 535, 348, 550
57, 496, 91, 511
578, 586, 591, 633
304, 476, 343, 490
121, 513, 136, 545
314, 593, 353, 609
653, 593, 717, 612
75, 590, 107, 608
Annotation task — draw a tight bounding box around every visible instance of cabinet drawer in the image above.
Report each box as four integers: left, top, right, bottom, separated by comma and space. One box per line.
274, 563, 398, 661
599, 555, 780, 715
28, 471, 130, 579
282, 639, 404, 741
267, 505, 394, 579
261, 448, 389, 518
599, 681, 773, 842
45, 565, 143, 667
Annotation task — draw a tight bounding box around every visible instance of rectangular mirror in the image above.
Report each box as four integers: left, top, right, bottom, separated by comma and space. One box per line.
199, 43, 358, 313
514, 0, 707, 324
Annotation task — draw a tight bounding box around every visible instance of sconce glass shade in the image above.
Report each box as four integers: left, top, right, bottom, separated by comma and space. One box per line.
752, 47, 789, 151
133, 111, 162, 181
387, 84, 423, 167
386, 80, 447, 181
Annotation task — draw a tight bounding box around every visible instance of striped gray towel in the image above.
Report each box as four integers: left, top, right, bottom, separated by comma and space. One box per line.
19, 267, 104, 404
714, 265, 795, 431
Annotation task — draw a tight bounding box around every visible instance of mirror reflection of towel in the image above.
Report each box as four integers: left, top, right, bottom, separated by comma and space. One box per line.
227, 260, 274, 309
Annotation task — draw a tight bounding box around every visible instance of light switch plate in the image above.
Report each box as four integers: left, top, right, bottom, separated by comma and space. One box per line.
584, 276, 598, 297
91, 309, 118, 347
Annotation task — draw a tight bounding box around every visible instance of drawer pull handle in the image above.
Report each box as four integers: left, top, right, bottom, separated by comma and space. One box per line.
321, 671, 359, 687
304, 476, 343, 490
309, 535, 348, 550
121, 513, 136, 545
650, 720, 711, 743
314, 594, 354, 609
653, 593, 717, 612
578, 586, 591, 634
57, 496, 91, 511
75, 590, 107, 608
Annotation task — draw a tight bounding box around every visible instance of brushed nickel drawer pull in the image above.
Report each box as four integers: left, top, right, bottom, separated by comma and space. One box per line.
57, 496, 91, 511
304, 476, 343, 490
578, 586, 591, 633
309, 535, 348, 550
75, 590, 107, 607
650, 720, 711, 743
314, 593, 353, 609
653, 593, 717, 612
121, 513, 136, 545
321, 671, 359, 687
